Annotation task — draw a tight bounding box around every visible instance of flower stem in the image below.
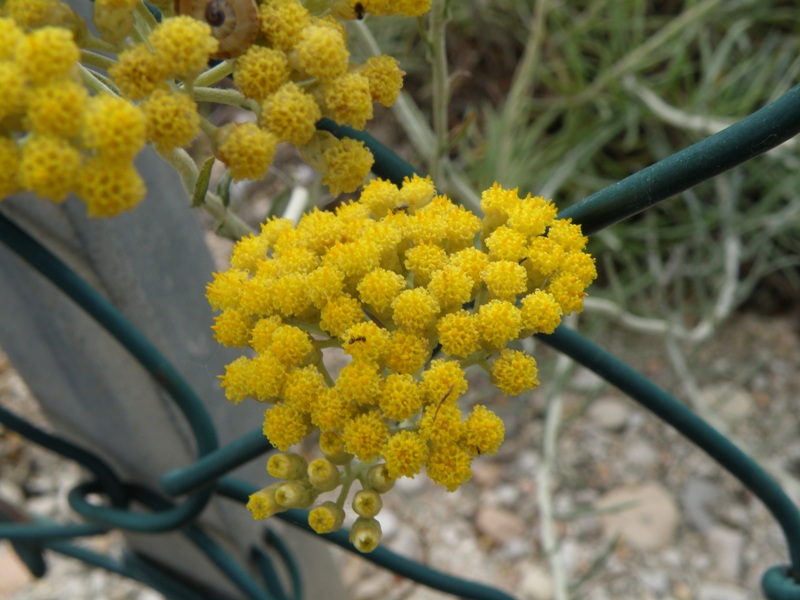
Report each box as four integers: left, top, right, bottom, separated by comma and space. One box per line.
428, 0, 450, 185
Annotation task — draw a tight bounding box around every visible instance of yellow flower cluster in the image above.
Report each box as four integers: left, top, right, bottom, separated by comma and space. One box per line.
0, 13, 149, 216
208, 177, 597, 551
106, 0, 409, 194
0, 0, 422, 218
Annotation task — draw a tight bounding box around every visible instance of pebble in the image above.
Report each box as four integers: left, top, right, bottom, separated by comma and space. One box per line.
0, 541, 33, 596
681, 477, 719, 531
624, 439, 660, 471
587, 397, 630, 431
701, 385, 754, 422
697, 582, 749, 600
597, 483, 679, 551
638, 570, 669, 595
517, 562, 554, 600
707, 525, 744, 580
475, 506, 527, 545
471, 460, 505, 488
386, 524, 422, 561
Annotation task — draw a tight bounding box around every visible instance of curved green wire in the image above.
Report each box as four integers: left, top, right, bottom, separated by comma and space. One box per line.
538, 325, 800, 584
161, 427, 274, 497
0, 403, 126, 507
0, 212, 217, 532
561, 83, 800, 234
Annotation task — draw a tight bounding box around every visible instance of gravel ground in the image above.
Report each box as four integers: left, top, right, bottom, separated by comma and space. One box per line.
2, 311, 799, 599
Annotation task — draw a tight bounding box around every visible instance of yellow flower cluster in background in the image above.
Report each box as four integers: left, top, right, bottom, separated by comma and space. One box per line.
0, 0, 426, 216
207, 177, 597, 551
0, 9, 149, 216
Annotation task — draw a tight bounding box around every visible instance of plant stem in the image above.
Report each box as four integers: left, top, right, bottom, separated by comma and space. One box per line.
428, 0, 450, 185
195, 60, 237, 88
165, 148, 254, 239
497, 0, 549, 184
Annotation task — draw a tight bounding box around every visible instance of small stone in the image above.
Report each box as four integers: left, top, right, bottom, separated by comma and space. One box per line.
680, 477, 718, 532
0, 541, 33, 596
386, 524, 422, 561
471, 460, 505, 488
518, 563, 554, 600
624, 439, 659, 471
587, 397, 629, 431
597, 483, 679, 551
701, 385, 754, 422
697, 582, 748, 600
707, 525, 744, 580
475, 506, 527, 545
571, 366, 605, 390
638, 570, 669, 595
498, 537, 533, 561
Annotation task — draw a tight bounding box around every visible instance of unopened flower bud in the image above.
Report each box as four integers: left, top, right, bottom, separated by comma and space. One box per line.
352, 489, 382, 518
319, 431, 353, 465
307, 458, 341, 492
247, 483, 286, 520
274, 480, 316, 509
349, 517, 382, 553
267, 453, 308, 480
366, 464, 394, 493
308, 501, 345, 534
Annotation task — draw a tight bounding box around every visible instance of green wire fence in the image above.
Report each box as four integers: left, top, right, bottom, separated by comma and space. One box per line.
2, 82, 800, 600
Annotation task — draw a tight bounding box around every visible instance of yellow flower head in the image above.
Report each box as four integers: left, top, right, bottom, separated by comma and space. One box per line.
335, 360, 383, 406
359, 55, 404, 107
436, 310, 480, 358
234, 46, 290, 101
25, 81, 87, 139
425, 445, 472, 492
14, 27, 79, 86
83, 95, 146, 163
482, 260, 528, 302
321, 137, 374, 196
148, 16, 219, 80
476, 299, 522, 350
491, 349, 539, 396
215, 122, 277, 182
77, 158, 146, 218
141, 90, 200, 154
357, 268, 406, 313
110, 45, 168, 100
462, 405, 505, 457
263, 403, 311, 451
295, 25, 349, 82
18, 135, 81, 203
342, 411, 389, 462
322, 73, 373, 129
258, 0, 311, 53
260, 82, 321, 146
392, 287, 440, 332
383, 430, 428, 479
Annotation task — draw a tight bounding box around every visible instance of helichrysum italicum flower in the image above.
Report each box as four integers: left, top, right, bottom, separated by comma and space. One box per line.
209, 177, 597, 551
